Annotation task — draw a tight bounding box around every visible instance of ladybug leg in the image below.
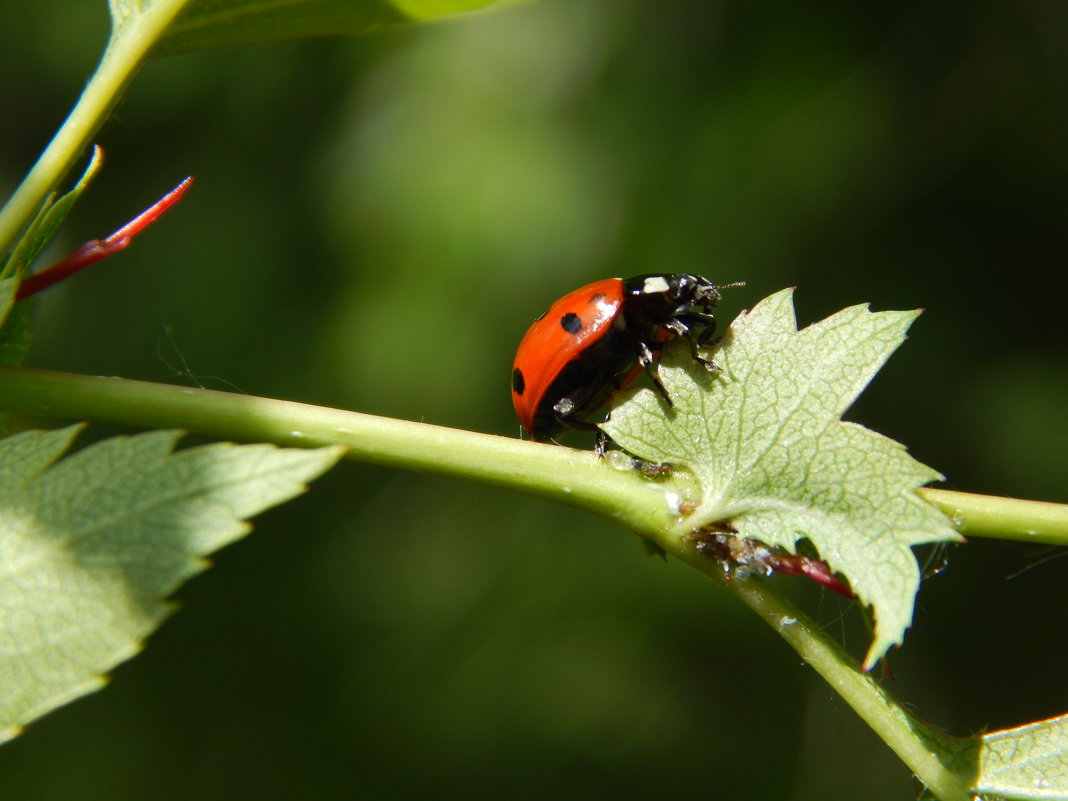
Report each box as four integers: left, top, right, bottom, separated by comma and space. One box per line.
670, 311, 717, 335
552, 396, 604, 434
553, 396, 613, 458
689, 313, 719, 344
688, 339, 721, 372
676, 313, 720, 348
665, 314, 721, 370
638, 340, 674, 408
668, 330, 721, 372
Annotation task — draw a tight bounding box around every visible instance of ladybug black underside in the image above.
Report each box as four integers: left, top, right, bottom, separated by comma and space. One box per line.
531, 297, 717, 441
529, 328, 640, 441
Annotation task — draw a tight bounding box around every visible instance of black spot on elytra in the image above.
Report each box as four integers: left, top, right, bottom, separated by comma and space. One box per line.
511, 367, 526, 395
560, 312, 583, 334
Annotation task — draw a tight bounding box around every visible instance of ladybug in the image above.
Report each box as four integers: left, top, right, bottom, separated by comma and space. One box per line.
511, 274, 742, 443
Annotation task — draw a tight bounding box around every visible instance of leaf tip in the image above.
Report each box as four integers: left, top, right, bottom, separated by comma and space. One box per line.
861, 626, 904, 672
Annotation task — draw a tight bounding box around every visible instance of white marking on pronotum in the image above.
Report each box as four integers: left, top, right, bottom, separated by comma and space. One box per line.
642, 275, 671, 294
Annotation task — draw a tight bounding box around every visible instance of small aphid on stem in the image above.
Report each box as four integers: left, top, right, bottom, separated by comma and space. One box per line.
688, 527, 855, 599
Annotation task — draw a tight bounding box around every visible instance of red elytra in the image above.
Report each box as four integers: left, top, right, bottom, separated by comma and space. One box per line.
511, 277, 626, 438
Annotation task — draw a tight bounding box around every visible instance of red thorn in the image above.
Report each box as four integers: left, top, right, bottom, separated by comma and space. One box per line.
766, 551, 855, 599
15, 176, 194, 301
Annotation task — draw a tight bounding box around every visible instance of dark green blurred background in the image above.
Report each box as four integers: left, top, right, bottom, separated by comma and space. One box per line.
1, 1, 1066, 798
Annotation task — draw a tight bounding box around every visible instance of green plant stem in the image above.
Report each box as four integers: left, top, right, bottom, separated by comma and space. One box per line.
0, 366, 1065, 548
0, 366, 669, 522
672, 547, 975, 801
919, 487, 1068, 544
0, 0, 190, 255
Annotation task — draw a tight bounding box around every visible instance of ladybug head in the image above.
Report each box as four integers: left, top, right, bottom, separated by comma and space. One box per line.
625, 273, 732, 314
668, 273, 722, 306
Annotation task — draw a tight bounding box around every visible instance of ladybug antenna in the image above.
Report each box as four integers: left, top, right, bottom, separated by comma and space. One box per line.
716, 281, 746, 290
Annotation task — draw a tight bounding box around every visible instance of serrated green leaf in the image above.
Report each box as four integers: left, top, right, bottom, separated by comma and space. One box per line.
152, 0, 515, 55
0, 426, 344, 743
601, 288, 960, 669
975, 714, 1068, 800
